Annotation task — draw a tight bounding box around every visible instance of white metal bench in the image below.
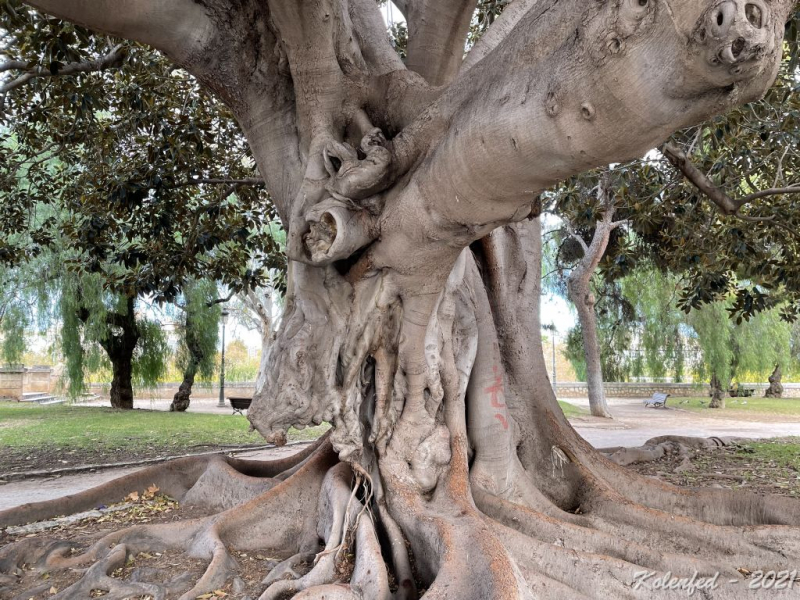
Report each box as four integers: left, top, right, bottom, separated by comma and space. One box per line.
643, 392, 669, 408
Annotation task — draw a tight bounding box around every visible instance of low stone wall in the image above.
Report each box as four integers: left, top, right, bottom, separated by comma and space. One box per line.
88, 381, 257, 400
23, 367, 54, 393
0, 367, 24, 400
555, 381, 800, 399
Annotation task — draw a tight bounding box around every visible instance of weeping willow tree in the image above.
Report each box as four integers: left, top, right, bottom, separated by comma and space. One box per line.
169, 279, 221, 412
60, 272, 168, 407
689, 298, 792, 407
621, 266, 688, 382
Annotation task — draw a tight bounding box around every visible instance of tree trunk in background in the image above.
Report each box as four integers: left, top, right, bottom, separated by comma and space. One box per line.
569, 281, 612, 418
109, 355, 135, 409
765, 364, 783, 398
170, 312, 203, 412
98, 296, 139, 410
170, 366, 196, 412
710, 372, 725, 409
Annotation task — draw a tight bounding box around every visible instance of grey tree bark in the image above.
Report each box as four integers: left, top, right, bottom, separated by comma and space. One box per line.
4, 1, 800, 598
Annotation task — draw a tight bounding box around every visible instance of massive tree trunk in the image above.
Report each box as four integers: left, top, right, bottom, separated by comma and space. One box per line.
5, 1, 799, 598
98, 296, 139, 410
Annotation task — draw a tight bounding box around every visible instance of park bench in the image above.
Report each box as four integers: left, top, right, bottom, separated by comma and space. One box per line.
643, 392, 669, 408
229, 396, 252, 415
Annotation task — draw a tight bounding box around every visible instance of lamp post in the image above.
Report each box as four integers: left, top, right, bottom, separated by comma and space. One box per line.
543, 322, 557, 394
217, 309, 230, 408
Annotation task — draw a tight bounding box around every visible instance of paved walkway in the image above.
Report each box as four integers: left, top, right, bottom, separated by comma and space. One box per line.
3, 398, 800, 512
564, 396, 800, 447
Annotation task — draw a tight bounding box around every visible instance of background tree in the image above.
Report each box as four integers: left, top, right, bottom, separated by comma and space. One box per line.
1, 1, 285, 407
169, 278, 220, 412
2, 1, 800, 599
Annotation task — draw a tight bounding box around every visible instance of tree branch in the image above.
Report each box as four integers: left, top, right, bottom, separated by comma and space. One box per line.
405, 0, 478, 85
661, 143, 741, 215
663, 143, 800, 213
462, 0, 540, 72
206, 291, 236, 307
171, 177, 265, 189
0, 60, 28, 73
0, 45, 126, 95
22, 0, 213, 64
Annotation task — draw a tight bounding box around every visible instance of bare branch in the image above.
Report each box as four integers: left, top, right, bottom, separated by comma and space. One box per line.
738, 185, 800, 204
0, 60, 28, 73
206, 291, 236, 307
0, 45, 125, 95
568, 230, 589, 254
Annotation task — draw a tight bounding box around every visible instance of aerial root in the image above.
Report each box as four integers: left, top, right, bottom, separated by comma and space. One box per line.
256, 462, 391, 600
376, 500, 417, 600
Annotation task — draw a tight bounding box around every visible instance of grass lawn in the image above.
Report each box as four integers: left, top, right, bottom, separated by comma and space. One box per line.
0, 402, 328, 472
558, 400, 589, 418
673, 396, 800, 416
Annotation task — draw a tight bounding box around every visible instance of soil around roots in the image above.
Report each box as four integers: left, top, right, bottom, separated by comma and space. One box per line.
1, 432, 800, 600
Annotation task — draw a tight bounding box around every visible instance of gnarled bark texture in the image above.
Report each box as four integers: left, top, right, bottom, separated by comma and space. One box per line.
5, 0, 800, 598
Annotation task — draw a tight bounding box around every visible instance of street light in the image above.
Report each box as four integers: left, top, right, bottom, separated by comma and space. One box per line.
217, 309, 230, 408
543, 323, 557, 394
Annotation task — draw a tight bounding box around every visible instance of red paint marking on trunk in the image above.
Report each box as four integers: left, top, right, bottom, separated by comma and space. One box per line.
485, 365, 506, 409
494, 413, 509, 430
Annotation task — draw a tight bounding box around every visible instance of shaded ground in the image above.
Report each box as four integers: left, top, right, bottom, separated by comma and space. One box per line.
629, 436, 800, 498
0, 492, 269, 600
2, 438, 799, 599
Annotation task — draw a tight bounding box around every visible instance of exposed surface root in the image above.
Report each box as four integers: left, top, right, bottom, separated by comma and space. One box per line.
601, 435, 745, 467
0, 437, 323, 529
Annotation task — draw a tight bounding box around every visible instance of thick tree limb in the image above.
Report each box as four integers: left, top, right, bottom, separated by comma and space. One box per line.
22, 0, 213, 64
461, 0, 541, 72
405, 0, 478, 85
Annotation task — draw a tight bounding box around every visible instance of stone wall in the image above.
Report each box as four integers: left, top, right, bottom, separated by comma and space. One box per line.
555, 381, 800, 399
23, 367, 54, 393
88, 381, 257, 400
0, 367, 24, 400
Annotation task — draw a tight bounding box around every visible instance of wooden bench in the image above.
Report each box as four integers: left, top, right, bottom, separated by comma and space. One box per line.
643, 392, 669, 408
229, 396, 253, 415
